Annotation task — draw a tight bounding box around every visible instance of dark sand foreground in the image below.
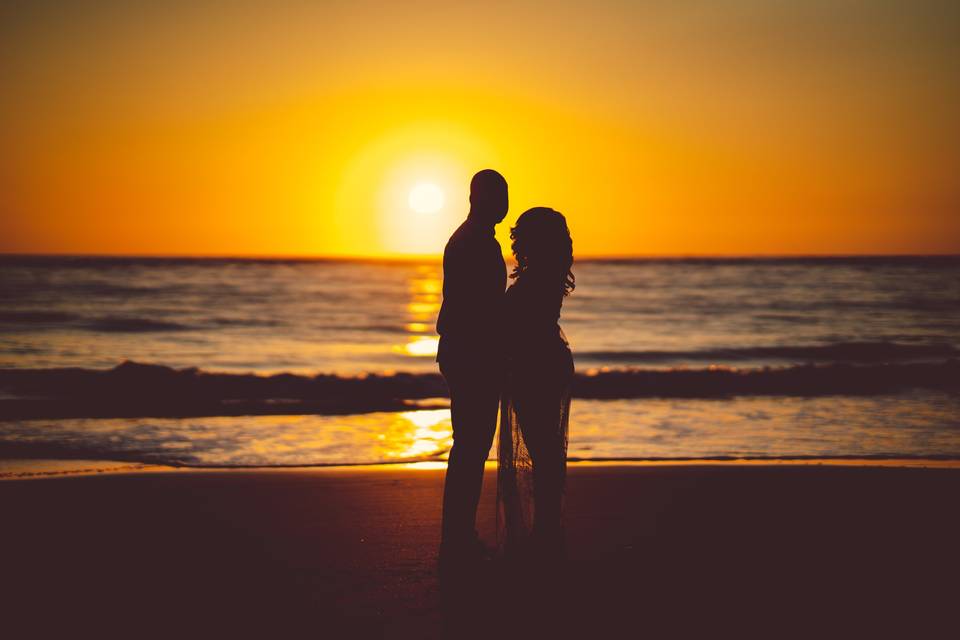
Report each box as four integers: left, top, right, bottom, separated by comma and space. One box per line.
2, 464, 958, 638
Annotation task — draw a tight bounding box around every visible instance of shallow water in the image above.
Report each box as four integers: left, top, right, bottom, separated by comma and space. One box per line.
3, 392, 958, 467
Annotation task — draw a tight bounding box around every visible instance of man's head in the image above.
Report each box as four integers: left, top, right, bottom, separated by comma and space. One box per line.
468, 169, 508, 225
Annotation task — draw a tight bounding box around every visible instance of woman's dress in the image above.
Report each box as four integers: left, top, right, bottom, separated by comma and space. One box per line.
496, 275, 574, 554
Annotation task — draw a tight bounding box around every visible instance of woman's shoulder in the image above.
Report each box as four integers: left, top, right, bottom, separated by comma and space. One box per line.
506, 275, 550, 295
506, 277, 563, 319
505, 278, 538, 305
505, 278, 527, 298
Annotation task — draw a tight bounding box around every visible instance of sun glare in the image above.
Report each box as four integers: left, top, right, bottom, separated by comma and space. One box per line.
408, 182, 444, 214
336, 122, 499, 255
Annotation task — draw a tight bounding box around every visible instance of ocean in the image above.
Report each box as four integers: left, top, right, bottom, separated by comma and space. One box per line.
1, 255, 959, 469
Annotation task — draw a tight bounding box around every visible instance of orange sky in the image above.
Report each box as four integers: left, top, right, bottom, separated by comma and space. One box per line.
2, 1, 958, 257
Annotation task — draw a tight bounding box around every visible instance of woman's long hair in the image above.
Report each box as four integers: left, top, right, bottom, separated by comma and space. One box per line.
509, 207, 575, 296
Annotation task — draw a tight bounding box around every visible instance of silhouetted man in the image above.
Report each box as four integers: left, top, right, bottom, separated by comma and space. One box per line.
436, 169, 508, 562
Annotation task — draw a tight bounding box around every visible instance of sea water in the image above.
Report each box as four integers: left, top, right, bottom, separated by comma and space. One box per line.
1, 256, 958, 467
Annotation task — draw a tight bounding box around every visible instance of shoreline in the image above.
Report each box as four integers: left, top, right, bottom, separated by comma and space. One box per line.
4, 454, 959, 481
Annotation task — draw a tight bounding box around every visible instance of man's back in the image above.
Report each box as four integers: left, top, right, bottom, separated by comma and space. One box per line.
436, 217, 507, 366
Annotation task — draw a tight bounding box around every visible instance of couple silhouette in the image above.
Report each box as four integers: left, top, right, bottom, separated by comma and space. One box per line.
436, 169, 575, 570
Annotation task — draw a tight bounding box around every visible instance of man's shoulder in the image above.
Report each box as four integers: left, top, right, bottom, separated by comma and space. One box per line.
449, 219, 484, 242
443, 221, 504, 274
444, 221, 490, 256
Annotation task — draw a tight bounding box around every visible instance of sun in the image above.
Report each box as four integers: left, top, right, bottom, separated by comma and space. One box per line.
408, 182, 445, 214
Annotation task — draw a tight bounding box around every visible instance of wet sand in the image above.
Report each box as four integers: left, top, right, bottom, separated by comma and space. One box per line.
2, 463, 958, 638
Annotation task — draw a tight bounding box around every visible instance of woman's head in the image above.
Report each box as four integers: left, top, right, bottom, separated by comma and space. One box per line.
510, 207, 575, 296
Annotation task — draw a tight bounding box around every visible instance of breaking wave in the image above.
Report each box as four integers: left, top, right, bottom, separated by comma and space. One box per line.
576, 341, 958, 364
1, 358, 957, 420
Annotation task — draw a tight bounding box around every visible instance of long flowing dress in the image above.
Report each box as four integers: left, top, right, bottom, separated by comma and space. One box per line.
496, 274, 574, 555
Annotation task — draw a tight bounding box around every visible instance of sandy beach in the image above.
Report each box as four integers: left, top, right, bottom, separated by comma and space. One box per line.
2, 462, 957, 638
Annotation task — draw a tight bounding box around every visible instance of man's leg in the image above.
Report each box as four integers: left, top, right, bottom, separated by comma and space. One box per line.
440, 363, 500, 547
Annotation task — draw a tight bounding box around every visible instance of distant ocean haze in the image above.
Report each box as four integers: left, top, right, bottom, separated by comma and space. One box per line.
1, 256, 958, 468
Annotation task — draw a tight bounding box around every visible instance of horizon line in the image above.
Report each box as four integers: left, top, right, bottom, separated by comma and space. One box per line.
2, 251, 959, 262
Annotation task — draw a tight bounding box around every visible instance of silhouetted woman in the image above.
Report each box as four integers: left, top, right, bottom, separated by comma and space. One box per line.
497, 207, 575, 560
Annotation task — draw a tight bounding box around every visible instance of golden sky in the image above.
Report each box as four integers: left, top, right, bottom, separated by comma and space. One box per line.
2, 1, 958, 257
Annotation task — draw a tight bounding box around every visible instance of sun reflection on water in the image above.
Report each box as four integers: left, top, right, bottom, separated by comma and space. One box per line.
400, 461, 449, 470
396, 264, 443, 359
385, 409, 452, 460
401, 336, 440, 356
